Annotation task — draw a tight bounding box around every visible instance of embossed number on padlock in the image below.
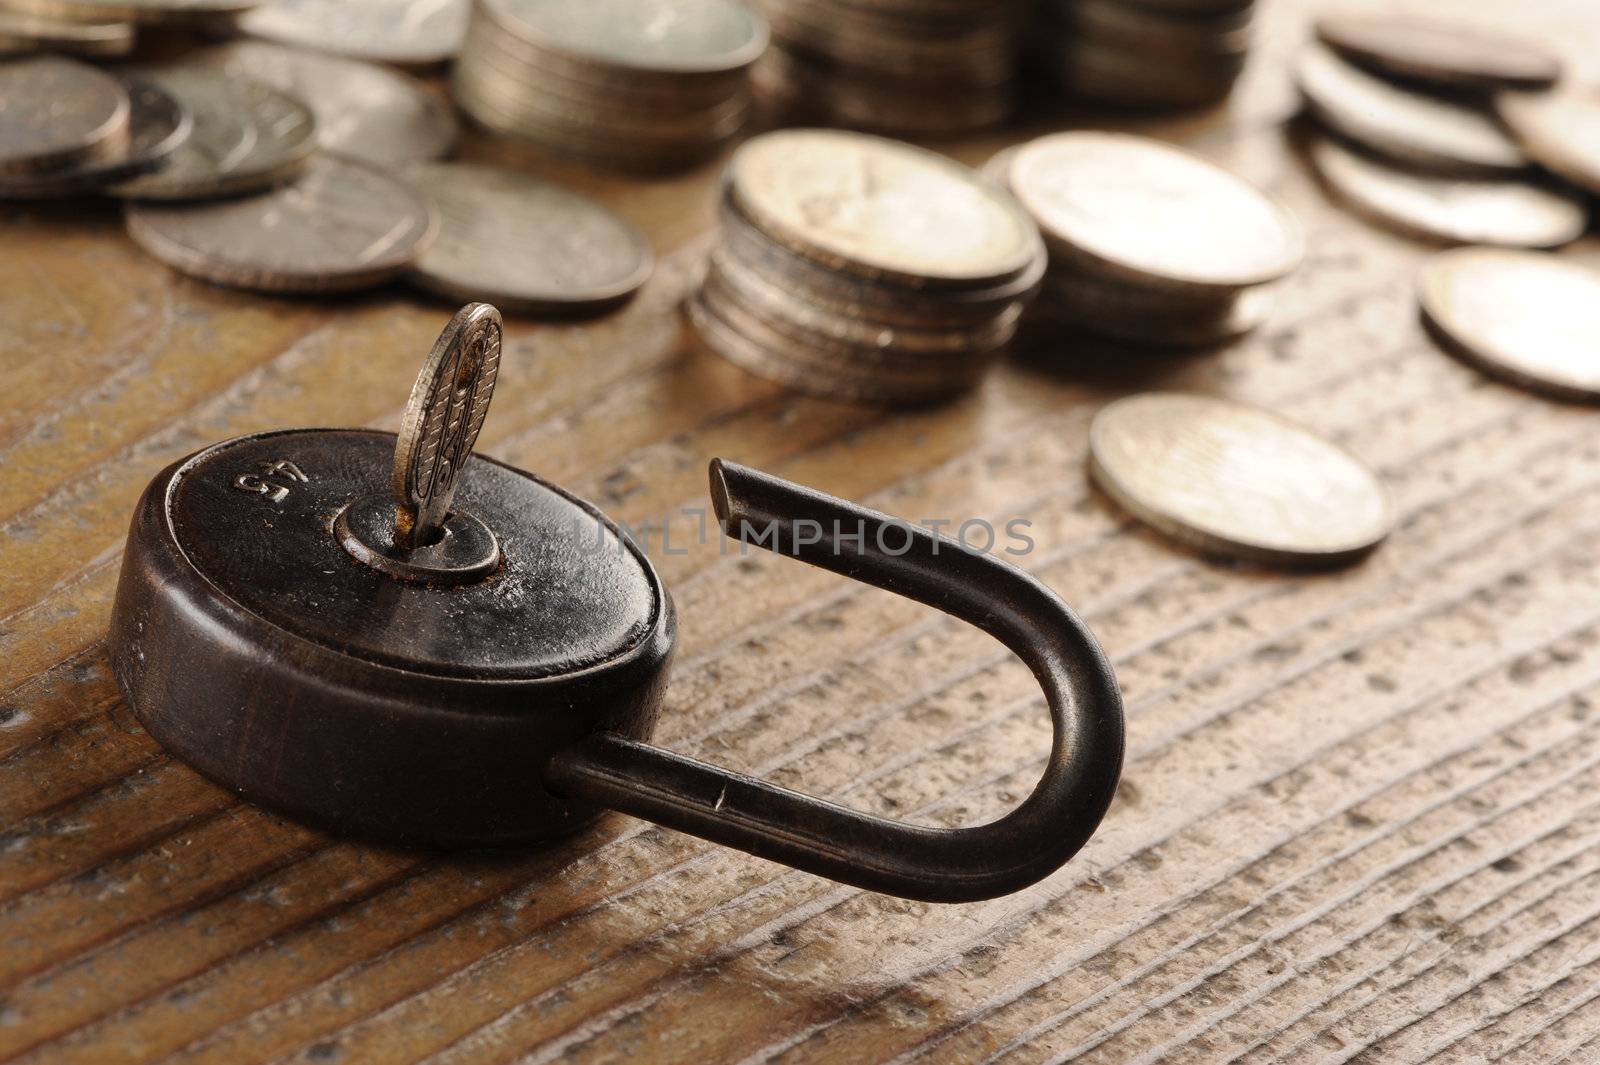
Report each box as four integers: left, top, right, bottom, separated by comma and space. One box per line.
108, 305, 1124, 903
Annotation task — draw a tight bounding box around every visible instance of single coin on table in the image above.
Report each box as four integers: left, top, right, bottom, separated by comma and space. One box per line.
191, 41, 458, 166
1007, 131, 1302, 296
403, 162, 653, 315
239, 0, 469, 66
0, 77, 190, 197
1315, 12, 1561, 91
1498, 85, 1600, 197
1088, 392, 1392, 568
110, 67, 316, 200
1418, 248, 1600, 402
0, 55, 128, 174
1308, 135, 1588, 249
125, 152, 438, 293
726, 127, 1044, 288
1295, 44, 1526, 175
0, 0, 258, 22
0, 10, 134, 55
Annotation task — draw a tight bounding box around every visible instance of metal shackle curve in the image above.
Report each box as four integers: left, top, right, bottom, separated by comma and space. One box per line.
544, 458, 1125, 903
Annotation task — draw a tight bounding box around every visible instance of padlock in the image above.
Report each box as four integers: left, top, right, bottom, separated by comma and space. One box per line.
108, 304, 1124, 903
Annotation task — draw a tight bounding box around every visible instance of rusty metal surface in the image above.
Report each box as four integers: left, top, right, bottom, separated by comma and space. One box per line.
4, 0, 1600, 1061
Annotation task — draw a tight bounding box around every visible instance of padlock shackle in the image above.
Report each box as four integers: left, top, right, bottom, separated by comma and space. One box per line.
544, 459, 1125, 904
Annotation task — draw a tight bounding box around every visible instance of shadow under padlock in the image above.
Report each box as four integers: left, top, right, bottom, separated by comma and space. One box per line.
107, 303, 1126, 904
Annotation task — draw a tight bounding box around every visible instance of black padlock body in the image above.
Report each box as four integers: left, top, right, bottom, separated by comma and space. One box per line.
109, 428, 676, 847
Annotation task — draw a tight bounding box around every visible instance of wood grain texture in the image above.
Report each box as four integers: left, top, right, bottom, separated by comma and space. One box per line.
4, 0, 1600, 1061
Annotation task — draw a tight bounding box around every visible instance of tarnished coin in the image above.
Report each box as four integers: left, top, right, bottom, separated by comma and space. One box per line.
1008, 131, 1302, 295
1088, 392, 1392, 567
193, 41, 458, 166
124, 153, 437, 292
1316, 12, 1560, 92
486, 0, 768, 77
0, 0, 258, 22
1309, 135, 1587, 249
1295, 45, 1525, 175
0, 77, 190, 197
393, 302, 502, 547
0, 55, 128, 175
404, 162, 652, 316
239, 0, 469, 66
1498, 85, 1600, 197
110, 67, 316, 200
1418, 248, 1600, 402
727, 128, 1044, 287
0, 11, 133, 55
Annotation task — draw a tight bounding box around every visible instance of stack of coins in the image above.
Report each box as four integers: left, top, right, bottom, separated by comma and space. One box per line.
691, 129, 1046, 406
988, 132, 1301, 347
1034, 0, 1256, 110
0, 54, 193, 197
1297, 14, 1591, 250
452, 0, 767, 171
750, 0, 1023, 135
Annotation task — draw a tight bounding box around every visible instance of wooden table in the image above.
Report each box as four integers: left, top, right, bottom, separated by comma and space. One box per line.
5, 1, 1600, 1061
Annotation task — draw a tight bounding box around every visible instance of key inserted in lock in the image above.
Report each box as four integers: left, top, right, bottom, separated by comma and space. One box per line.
108, 303, 1124, 903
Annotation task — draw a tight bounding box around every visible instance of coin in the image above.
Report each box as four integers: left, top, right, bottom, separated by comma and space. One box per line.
239, 0, 469, 66
1088, 392, 1392, 567
0, 11, 133, 55
1308, 135, 1587, 249
485, 0, 768, 78
404, 162, 653, 315
110, 67, 316, 200
728, 128, 1043, 287
1037, 271, 1275, 347
1418, 248, 1600, 402
124, 152, 437, 292
1498, 85, 1600, 196
0, 77, 190, 197
1007, 131, 1302, 295
193, 41, 458, 166
0, 0, 257, 22
1295, 45, 1526, 175
393, 302, 502, 547
0, 55, 128, 175
1316, 12, 1560, 92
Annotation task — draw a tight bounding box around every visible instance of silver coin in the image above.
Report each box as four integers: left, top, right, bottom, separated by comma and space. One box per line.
1295, 44, 1525, 175
125, 152, 437, 292
192, 41, 458, 166
1309, 135, 1587, 249
1008, 131, 1302, 295
110, 66, 316, 200
1316, 12, 1561, 92
393, 302, 502, 547
1089, 392, 1392, 567
0, 76, 190, 197
0, 54, 129, 175
0, 11, 134, 55
404, 162, 653, 315
485, 0, 768, 77
239, 0, 469, 66
1498, 85, 1600, 197
0, 0, 258, 22
1036, 271, 1275, 347
728, 128, 1044, 288
1418, 248, 1600, 402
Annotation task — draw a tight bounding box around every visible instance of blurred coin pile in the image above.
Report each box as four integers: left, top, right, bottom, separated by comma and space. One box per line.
1298, 11, 1594, 249
452, 0, 767, 170
691, 129, 1046, 405
987, 131, 1302, 347
750, 0, 1025, 135
1033, 0, 1257, 110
